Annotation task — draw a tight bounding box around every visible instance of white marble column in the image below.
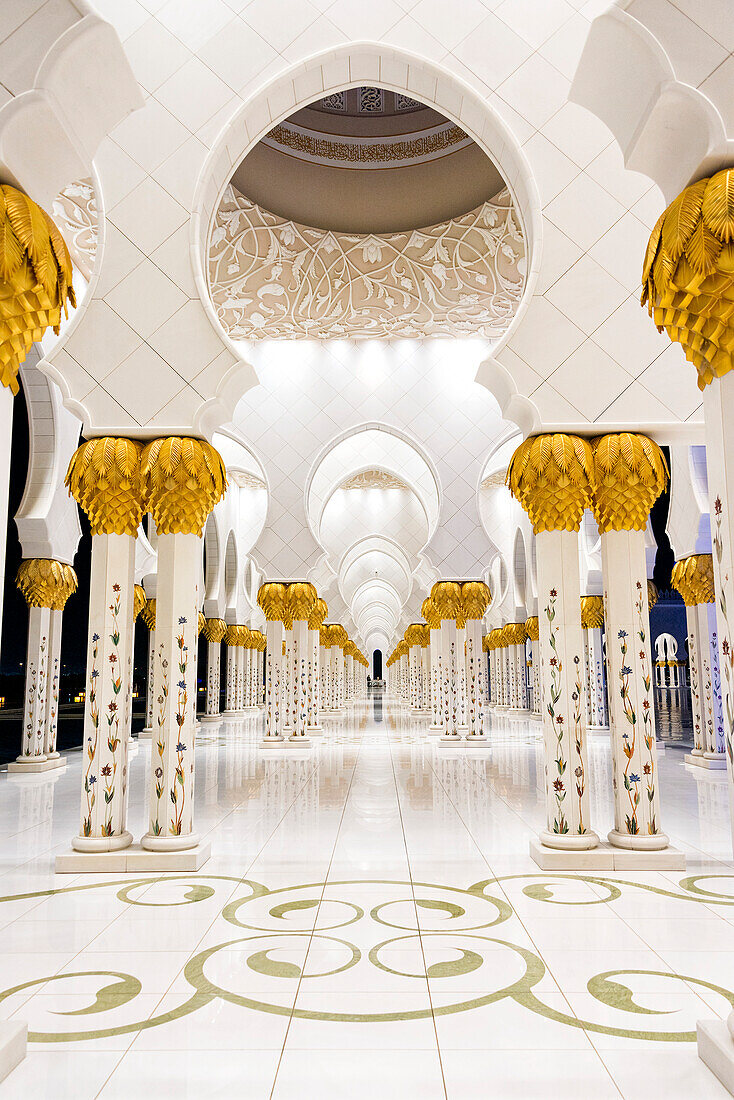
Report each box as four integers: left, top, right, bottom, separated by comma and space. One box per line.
584, 625, 608, 729
139, 600, 156, 739
223, 634, 238, 714
428, 623, 443, 733
259, 583, 290, 746
535, 529, 597, 848
139, 436, 225, 860
202, 618, 226, 721
17, 605, 51, 764
75, 533, 136, 851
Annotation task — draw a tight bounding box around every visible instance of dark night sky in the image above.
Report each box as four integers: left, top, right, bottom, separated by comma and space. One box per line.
1, 385, 92, 678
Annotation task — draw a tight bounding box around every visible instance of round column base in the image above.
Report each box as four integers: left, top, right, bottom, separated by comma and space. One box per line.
141, 832, 201, 852
539, 829, 599, 852
72, 830, 133, 853
608, 829, 669, 851
464, 734, 488, 745
427, 725, 444, 737
288, 736, 311, 746
46, 751, 61, 760
15, 753, 47, 765
704, 750, 725, 761
261, 737, 285, 748
138, 728, 153, 740
199, 714, 223, 724
307, 726, 323, 736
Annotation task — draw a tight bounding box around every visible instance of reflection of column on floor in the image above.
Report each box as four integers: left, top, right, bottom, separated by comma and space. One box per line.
672, 554, 726, 768
581, 597, 608, 729
13, 558, 77, 769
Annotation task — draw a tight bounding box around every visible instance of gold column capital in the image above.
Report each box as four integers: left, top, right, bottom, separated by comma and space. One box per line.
507, 433, 594, 533
258, 582, 288, 622
505, 622, 528, 646
287, 581, 317, 621
461, 580, 491, 620
430, 580, 463, 621
15, 558, 77, 609
524, 616, 539, 642
422, 596, 441, 630
140, 437, 226, 537
648, 580, 659, 610
198, 611, 206, 636
202, 617, 227, 644
580, 595, 604, 629
66, 437, 145, 536
308, 596, 328, 630
140, 598, 156, 630
0, 185, 76, 394
590, 433, 668, 532
671, 554, 714, 606
133, 584, 146, 621
641, 168, 734, 390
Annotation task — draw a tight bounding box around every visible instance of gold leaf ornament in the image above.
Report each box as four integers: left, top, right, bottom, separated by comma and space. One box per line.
671, 555, 714, 606
287, 581, 317, 621
0, 186, 76, 394
524, 616, 539, 642
461, 580, 491, 620
141, 598, 156, 630
133, 584, 146, 621
141, 437, 227, 537
16, 558, 77, 609
580, 595, 604, 629
590, 433, 668, 533
506, 433, 594, 533
641, 168, 734, 389
66, 437, 145, 536
202, 617, 227, 644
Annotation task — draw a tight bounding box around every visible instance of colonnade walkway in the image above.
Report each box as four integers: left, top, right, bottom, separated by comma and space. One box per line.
0, 696, 732, 1099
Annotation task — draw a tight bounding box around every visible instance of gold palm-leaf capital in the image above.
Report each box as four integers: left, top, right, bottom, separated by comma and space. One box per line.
590, 433, 668, 533
258, 582, 288, 622
16, 558, 77, 609
141, 437, 227, 537
0, 185, 76, 394
641, 168, 734, 389
202, 617, 227, 644
580, 595, 604, 629
461, 580, 491, 620
506, 433, 594, 533
524, 616, 539, 642
66, 437, 145, 536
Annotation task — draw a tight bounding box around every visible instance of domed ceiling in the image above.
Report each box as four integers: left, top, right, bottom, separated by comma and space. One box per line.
209, 88, 526, 345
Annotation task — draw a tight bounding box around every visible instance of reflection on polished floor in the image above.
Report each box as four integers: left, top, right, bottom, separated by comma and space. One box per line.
0, 695, 733, 1099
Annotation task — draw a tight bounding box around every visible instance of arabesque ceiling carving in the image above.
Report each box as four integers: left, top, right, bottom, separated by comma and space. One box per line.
341, 470, 408, 490
209, 185, 525, 342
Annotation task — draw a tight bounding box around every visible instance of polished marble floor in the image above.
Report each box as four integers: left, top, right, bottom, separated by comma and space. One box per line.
0, 694, 733, 1098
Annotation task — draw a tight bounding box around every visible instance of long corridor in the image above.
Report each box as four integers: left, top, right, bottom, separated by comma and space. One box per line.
0, 698, 733, 1099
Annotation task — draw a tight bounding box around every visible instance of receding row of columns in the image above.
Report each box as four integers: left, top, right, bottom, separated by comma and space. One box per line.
257, 582, 367, 747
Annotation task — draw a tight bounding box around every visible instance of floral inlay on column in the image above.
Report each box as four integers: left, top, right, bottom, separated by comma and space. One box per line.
139, 437, 226, 852
66, 437, 145, 852
507, 433, 599, 851
591, 433, 669, 850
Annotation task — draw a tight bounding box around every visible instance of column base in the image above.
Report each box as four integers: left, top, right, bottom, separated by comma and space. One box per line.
686, 752, 727, 770
8, 756, 66, 774
698, 1019, 734, 1094
223, 709, 246, 717
531, 837, 686, 870
530, 837, 612, 870
307, 726, 323, 736
56, 840, 211, 873
464, 734, 488, 746
72, 830, 133, 854
199, 714, 223, 724
0, 1020, 26, 1084
288, 736, 311, 746
138, 727, 153, 740
439, 735, 464, 746
261, 737, 285, 747
427, 725, 444, 737
538, 829, 600, 852
608, 828, 670, 852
